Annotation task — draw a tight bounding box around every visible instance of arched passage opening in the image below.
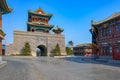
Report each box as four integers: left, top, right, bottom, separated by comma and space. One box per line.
36, 45, 47, 56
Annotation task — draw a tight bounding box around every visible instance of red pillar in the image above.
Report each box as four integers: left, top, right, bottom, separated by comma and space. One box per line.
0, 38, 2, 55
0, 13, 2, 28
0, 13, 2, 55
112, 46, 115, 60
98, 47, 100, 56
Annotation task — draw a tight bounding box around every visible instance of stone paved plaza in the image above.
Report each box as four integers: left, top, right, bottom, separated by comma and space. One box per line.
0, 56, 120, 80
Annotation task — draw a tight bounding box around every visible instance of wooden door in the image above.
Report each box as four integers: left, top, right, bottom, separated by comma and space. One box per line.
113, 46, 120, 60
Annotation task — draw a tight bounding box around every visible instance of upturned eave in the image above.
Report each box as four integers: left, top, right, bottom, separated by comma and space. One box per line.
28, 11, 52, 20
27, 22, 54, 28
0, 29, 5, 39
0, 0, 12, 14
92, 12, 120, 26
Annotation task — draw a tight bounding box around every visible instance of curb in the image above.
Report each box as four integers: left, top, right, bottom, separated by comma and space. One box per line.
95, 59, 108, 62
108, 60, 120, 65
0, 61, 7, 69
54, 56, 74, 58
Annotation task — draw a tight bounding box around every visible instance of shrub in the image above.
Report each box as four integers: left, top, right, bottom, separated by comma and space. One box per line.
54, 43, 61, 56
21, 42, 32, 56
66, 47, 74, 55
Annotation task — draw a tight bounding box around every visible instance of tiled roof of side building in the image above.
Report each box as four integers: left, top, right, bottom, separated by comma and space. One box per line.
75, 43, 92, 47
0, 0, 12, 14
92, 12, 120, 26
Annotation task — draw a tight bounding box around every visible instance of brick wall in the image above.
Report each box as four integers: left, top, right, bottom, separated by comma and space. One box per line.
6, 31, 66, 56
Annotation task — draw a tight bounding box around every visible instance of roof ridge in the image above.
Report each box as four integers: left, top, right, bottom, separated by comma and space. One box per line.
92, 12, 120, 25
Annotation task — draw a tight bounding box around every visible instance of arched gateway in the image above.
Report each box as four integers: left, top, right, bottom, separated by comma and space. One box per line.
6, 8, 66, 56
36, 45, 47, 56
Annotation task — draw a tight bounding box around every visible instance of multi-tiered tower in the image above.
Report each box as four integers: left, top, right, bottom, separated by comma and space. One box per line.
27, 8, 54, 33
6, 8, 66, 56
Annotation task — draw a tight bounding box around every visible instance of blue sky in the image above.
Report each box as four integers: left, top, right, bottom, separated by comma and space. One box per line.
2, 0, 120, 45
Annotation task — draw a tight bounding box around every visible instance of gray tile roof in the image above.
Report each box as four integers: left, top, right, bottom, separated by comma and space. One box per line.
92, 12, 120, 26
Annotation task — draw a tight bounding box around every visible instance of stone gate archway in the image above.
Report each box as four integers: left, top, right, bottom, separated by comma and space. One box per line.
6, 31, 66, 56
36, 45, 47, 56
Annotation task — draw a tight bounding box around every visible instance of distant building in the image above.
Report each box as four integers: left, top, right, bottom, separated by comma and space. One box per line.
90, 12, 120, 60
0, 0, 12, 55
73, 43, 92, 56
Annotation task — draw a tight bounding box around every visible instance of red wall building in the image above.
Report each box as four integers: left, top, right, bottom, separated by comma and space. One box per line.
0, 0, 12, 55
73, 43, 92, 56
91, 13, 120, 60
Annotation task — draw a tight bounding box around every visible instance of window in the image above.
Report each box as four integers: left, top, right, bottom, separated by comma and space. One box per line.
32, 18, 34, 21
101, 47, 105, 55
101, 46, 111, 55
104, 29, 107, 36
102, 29, 105, 37
38, 18, 42, 22
115, 47, 119, 54
103, 47, 106, 55
100, 30, 103, 37
115, 25, 119, 32
106, 47, 110, 54
36, 18, 38, 21
101, 48, 103, 54
106, 28, 109, 36
109, 46, 112, 54
109, 27, 112, 34
104, 47, 106, 54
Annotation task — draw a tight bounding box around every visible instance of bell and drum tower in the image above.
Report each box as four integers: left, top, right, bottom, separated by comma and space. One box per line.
6, 8, 66, 56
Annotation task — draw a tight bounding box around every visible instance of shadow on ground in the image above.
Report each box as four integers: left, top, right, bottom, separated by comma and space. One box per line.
60, 57, 120, 67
